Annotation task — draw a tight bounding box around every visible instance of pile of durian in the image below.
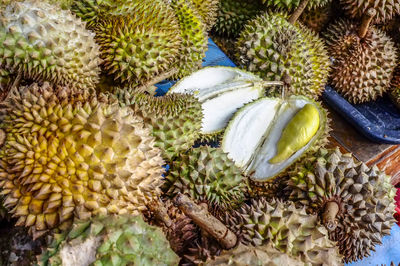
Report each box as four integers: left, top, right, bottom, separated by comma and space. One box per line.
0, 0, 398, 265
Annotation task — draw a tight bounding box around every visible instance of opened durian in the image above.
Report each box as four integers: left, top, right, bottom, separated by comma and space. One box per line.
163, 145, 247, 212
237, 13, 330, 99
222, 96, 329, 184
0, 0, 101, 89
324, 15, 398, 104
38, 215, 180, 266
340, 0, 400, 23
262, 0, 332, 11
190, 0, 219, 31
0, 83, 165, 238
288, 148, 396, 262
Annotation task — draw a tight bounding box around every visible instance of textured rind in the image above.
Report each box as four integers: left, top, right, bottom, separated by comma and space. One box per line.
324, 19, 397, 104
0, 1, 101, 89
0, 83, 165, 238
169, 0, 208, 79
38, 215, 180, 266
288, 148, 396, 262
212, 0, 265, 38
389, 65, 400, 109
300, 4, 333, 32
262, 0, 331, 11
237, 13, 330, 100
190, 0, 219, 31
111, 88, 202, 162
226, 198, 343, 265
340, 0, 400, 24
92, 0, 182, 87
163, 146, 247, 211
70, 0, 116, 27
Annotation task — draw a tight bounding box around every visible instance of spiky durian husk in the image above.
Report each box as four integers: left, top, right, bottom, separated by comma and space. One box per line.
38, 215, 180, 266
190, 0, 219, 31
288, 148, 396, 262
389, 65, 400, 109
300, 3, 333, 32
340, 0, 400, 24
324, 19, 397, 104
70, 0, 116, 26
111, 88, 203, 162
169, 0, 208, 79
0, 1, 101, 90
262, 0, 332, 11
237, 13, 330, 100
0, 83, 165, 238
226, 198, 343, 265
182, 237, 222, 265
163, 146, 247, 212
212, 0, 265, 38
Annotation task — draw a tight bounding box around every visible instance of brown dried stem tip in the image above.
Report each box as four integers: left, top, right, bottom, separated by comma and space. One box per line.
288, 0, 310, 24
322, 201, 339, 231
173, 193, 237, 249
148, 199, 173, 228
358, 8, 377, 39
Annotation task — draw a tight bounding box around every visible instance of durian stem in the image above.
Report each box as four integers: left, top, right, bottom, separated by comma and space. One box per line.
358, 8, 376, 39
322, 201, 339, 231
0, 129, 5, 147
148, 199, 173, 227
136, 68, 178, 92
173, 193, 237, 249
288, 0, 310, 24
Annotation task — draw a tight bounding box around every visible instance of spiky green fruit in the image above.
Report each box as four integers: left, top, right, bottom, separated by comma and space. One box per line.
237, 13, 330, 99
226, 198, 343, 264
0, 0, 101, 89
324, 19, 397, 104
190, 0, 219, 31
38, 215, 179, 266
69, 0, 116, 26
288, 148, 396, 262
0, 83, 165, 238
111, 88, 203, 161
169, 0, 208, 79
262, 0, 332, 10
212, 0, 265, 38
163, 146, 247, 211
340, 0, 400, 24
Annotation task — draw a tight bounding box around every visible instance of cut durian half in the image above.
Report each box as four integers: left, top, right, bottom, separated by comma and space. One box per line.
222, 96, 327, 182
169, 66, 281, 136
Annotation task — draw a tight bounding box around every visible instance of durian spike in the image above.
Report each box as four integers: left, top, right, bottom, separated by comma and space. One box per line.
173, 193, 237, 249
135, 68, 178, 92
0, 129, 4, 147
289, 0, 311, 24
9, 73, 22, 91
322, 201, 340, 231
358, 8, 377, 38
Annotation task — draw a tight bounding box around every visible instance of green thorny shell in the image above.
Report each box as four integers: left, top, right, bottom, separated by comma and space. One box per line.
91, 0, 182, 87
340, 0, 400, 24
262, 0, 332, 11
212, 0, 265, 38
163, 146, 247, 212
38, 215, 180, 266
0, 0, 101, 89
169, 0, 208, 79
324, 19, 397, 104
190, 0, 219, 31
288, 148, 396, 262
226, 198, 343, 265
237, 13, 330, 100
0, 83, 165, 239
111, 88, 203, 162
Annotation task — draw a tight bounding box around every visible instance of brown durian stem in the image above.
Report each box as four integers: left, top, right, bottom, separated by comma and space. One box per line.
148, 199, 173, 228
322, 201, 339, 231
173, 193, 237, 249
136, 68, 178, 92
288, 0, 310, 24
0, 129, 5, 147
358, 8, 376, 39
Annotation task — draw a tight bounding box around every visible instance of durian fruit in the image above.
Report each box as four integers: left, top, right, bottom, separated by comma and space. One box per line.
190, 0, 220, 31
340, 0, 400, 24
237, 13, 330, 99
212, 0, 265, 38
169, 67, 267, 140
69, 0, 116, 27
222, 96, 329, 184
92, 0, 182, 87
111, 88, 203, 161
0, 68, 13, 100
0, 83, 165, 238
0, 0, 101, 89
183, 236, 222, 265
169, 0, 208, 79
262, 0, 332, 11
288, 148, 396, 262
163, 146, 247, 212
226, 198, 343, 265
389, 65, 400, 109
38, 215, 180, 266
300, 3, 333, 32
324, 18, 398, 104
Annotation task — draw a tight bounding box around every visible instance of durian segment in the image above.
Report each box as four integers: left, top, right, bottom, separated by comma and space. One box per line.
237, 13, 330, 99
262, 0, 332, 10
324, 19, 397, 104
163, 146, 247, 211
0, 0, 101, 89
222, 96, 328, 182
0, 83, 165, 238
341, 0, 400, 24
38, 215, 180, 266
190, 0, 219, 31
169, 67, 265, 136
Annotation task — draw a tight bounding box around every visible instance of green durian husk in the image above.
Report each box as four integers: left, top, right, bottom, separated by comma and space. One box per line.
190, 0, 219, 31
262, 0, 332, 11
